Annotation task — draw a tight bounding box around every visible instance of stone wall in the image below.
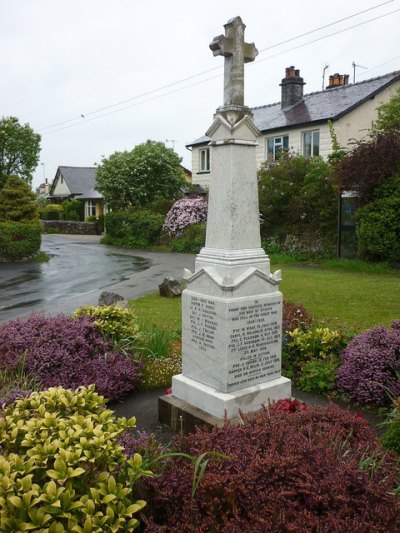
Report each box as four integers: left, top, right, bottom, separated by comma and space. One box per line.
41, 220, 98, 235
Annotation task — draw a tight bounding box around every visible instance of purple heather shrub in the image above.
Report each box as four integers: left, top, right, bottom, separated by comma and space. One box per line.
335, 321, 400, 406
163, 197, 207, 237
0, 314, 142, 402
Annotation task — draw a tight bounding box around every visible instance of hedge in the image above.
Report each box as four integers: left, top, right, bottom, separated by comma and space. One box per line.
104, 210, 164, 248
0, 221, 41, 260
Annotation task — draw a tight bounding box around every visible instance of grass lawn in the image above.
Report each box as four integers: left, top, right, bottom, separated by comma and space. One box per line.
130, 262, 400, 332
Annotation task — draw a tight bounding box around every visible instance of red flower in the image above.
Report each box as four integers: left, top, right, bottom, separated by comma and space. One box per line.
273, 398, 308, 413
163, 387, 172, 395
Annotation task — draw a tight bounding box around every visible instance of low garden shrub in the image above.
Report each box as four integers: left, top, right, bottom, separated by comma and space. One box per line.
335, 320, 400, 406
356, 173, 400, 263
41, 203, 63, 220
73, 305, 140, 346
0, 221, 42, 260
0, 386, 149, 532
297, 356, 340, 394
0, 314, 142, 402
140, 351, 182, 389
163, 197, 207, 237
141, 404, 400, 532
170, 223, 206, 253
282, 300, 313, 332
104, 210, 164, 248
282, 326, 345, 392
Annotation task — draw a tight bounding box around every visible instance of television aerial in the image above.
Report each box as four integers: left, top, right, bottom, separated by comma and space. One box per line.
352, 61, 368, 83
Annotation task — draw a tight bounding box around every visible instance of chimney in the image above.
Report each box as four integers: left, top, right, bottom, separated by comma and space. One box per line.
280, 66, 305, 109
326, 73, 349, 89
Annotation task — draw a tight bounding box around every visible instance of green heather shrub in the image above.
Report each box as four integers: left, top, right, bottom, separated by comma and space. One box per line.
104, 210, 164, 248
0, 221, 41, 260
73, 305, 140, 345
170, 223, 206, 253
382, 397, 400, 455
41, 203, 63, 220
0, 386, 149, 532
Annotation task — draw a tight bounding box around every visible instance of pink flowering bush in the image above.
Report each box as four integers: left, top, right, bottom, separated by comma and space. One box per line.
335, 320, 400, 406
163, 198, 207, 237
0, 314, 142, 402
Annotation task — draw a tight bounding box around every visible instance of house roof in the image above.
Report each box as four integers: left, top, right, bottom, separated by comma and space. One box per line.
187, 71, 400, 146
51, 166, 100, 197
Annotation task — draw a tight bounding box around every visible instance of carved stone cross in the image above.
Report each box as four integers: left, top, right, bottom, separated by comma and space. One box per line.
210, 16, 258, 107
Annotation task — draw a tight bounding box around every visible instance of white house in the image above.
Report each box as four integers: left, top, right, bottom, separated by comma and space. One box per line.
49, 166, 104, 218
187, 66, 400, 188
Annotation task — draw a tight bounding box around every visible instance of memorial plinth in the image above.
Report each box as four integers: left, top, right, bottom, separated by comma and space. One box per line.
160, 16, 290, 425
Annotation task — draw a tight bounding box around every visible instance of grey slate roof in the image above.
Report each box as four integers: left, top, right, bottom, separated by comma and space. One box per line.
187, 71, 400, 146
51, 166, 102, 199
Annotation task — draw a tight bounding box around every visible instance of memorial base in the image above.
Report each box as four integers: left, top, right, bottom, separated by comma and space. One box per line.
171, 373, 291, 420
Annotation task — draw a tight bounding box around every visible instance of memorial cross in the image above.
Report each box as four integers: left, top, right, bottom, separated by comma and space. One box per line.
209, 16, 258, 107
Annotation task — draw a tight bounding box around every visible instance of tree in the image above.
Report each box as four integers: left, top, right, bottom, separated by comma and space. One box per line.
375, 87, 400, 132
258, 153, 338, 249
0, 116, 41, 189
333, 130, 400, 205
96, 140, 186, 210
0, 175, 39, 221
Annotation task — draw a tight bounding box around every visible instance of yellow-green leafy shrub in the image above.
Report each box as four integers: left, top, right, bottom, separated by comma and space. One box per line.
0, 386, 150, 532
73, 305, 139, 344
287, 327, 344, 360
141, 351, 182, 389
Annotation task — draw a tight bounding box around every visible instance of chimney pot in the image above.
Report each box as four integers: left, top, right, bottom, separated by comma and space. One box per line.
280, 66, 305, 108
327, 72, 350, 89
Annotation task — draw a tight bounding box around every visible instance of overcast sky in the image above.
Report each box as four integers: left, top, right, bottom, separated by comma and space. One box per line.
1, 0, 399, 190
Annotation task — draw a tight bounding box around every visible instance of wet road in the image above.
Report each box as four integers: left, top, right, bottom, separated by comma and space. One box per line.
0, 234, 195, 323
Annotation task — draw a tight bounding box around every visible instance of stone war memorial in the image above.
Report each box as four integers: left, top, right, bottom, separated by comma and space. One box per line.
160, 16, 291, 429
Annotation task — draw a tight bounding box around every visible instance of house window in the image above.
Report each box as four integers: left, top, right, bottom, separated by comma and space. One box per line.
266, 135, 289, 160
303, 130, 320, 157
199, 148, 210, 172
85, 201, 96, 218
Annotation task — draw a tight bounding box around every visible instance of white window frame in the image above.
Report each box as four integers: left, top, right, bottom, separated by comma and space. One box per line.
303, 130, 320, 157
85, 200, 96, 218
199, 148, 210, 172
266, 135, 289, 161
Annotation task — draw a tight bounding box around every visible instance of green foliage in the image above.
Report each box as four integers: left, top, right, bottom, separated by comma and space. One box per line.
375, 87, 400, 132
0, 358, 41, 403
283, 326, 345, 390
287, 326, 344, 360
41, 203, 63, 221
0, 175, 39, 221
61, 199, 84, 221
356, 173, 400, 262
136, 322, 180, 359
150, 198, 175, 216
0, 221, 41, 260
73, 305, 140, 345
170, 223, 206, 253
258, 153, 337, 250
0, 116, 41, 189
0, 386, 149, 532
96, 140, 185, 210
327, 120, 346, 166
104, 210, 164, 248
297, 356, 340, 393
